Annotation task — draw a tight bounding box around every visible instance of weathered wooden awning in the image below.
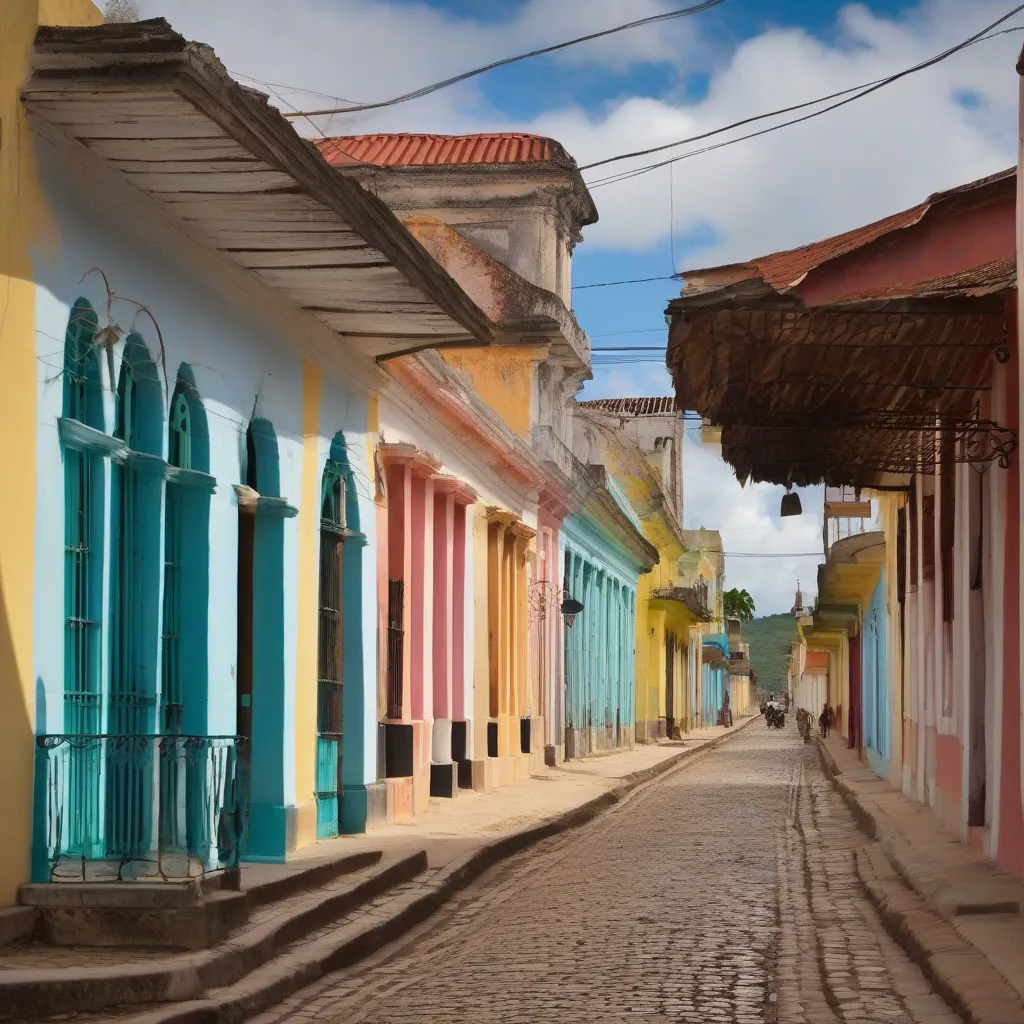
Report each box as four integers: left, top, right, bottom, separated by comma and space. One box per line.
666, 172, 1017, 488
25, 19, 494, 359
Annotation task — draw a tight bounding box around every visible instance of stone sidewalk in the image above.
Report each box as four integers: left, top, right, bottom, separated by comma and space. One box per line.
818, 734, 1024, 1024
0, 717, 761, 1023
291, 717, 759, 872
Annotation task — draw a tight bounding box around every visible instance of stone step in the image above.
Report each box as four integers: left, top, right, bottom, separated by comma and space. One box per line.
0, 851, 425, 1020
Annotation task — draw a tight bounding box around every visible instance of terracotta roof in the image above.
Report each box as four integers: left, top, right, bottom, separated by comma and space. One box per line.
316, 133, 574, 169
804, 651, 829, 672
682, 168, 1015, 293
578, 396, 680, 417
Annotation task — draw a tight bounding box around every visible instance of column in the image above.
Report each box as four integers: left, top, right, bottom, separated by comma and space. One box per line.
430, 486, 454, 764
409, 471, 434, 725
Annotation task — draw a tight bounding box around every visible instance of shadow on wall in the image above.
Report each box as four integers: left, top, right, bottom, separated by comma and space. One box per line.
0, 569, 34, 904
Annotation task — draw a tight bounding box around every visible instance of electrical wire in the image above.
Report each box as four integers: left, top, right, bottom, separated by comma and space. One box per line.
584, 10, 1024, 189
572, 275, 676, 290
579, 24, 1024, 176
280, 0, 728, 118
723, 552, 824, 557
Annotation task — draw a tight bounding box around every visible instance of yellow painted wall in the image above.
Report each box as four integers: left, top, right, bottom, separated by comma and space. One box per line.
0, 0, 102, 907
293, 362, 322, 849
441, 346, 545, 439
37, 0, 102, 24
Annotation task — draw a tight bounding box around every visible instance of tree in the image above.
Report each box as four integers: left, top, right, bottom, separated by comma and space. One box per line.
724, 587, 756, 622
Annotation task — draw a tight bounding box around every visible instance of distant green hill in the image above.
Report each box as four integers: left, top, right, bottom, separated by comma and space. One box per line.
741, 613, 797, 693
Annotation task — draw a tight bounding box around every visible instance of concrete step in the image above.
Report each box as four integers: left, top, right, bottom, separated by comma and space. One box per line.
0, 850, 425, 1020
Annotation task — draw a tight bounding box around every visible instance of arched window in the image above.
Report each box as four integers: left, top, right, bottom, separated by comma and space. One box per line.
161, 376, 204, 734
316, 457, 346, 838
62, 302, 104, 856
110, 335, 163, 736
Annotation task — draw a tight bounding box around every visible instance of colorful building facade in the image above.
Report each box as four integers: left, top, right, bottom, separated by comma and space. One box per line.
669, 166, 1024, 879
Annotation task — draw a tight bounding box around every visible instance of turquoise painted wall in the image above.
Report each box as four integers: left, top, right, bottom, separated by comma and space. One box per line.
862, 570, 891, 779
560, 509, 642, 747
31, 150, 373, 863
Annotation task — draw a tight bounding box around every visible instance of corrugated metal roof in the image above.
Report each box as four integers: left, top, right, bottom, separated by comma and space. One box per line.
579, 396, 679, 417
316, 133, 572, 169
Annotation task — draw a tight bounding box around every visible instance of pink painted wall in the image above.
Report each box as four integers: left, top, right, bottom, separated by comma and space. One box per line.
798, 196, 1015, 307
452, 503, 467, 721
432, 493, 454, 721
409, 475, 434, 722
935, 733, 963, 828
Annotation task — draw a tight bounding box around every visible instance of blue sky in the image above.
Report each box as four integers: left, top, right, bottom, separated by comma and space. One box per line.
143, 0, 1021, 611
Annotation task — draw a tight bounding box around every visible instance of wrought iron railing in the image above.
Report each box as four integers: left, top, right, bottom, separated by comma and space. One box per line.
34, 734, 249, 883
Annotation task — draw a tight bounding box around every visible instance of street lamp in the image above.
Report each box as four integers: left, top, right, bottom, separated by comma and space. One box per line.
561, 596, 584, 628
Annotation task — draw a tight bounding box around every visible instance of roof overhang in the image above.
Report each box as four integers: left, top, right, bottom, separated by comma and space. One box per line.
666, 170, 1017, 489
667, 289, 1014, 488
26, 19, 495, 360
402, 216, 590, 371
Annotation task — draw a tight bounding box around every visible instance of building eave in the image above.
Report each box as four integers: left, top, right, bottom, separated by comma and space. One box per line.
27, 19, 497, 360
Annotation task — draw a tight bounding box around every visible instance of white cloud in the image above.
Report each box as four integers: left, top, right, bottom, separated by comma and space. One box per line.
139, 0, 1020, 263
684, 432, 824, 616
134, 0, 1016, 612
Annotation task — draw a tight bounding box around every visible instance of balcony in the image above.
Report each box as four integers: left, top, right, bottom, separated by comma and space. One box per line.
651, 578, 710, 619
33, 734, 249, 884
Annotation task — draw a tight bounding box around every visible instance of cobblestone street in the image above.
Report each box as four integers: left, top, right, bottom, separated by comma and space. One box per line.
252, 725, 963, 1024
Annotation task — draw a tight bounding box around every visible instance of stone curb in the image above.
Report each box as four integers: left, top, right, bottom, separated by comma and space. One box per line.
855, 844, 1024, 1024
107, 716, 762, 1024
815, 739, 1024, 1024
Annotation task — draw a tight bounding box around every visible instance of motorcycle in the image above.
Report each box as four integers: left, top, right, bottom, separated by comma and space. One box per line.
765, 705, 785, 729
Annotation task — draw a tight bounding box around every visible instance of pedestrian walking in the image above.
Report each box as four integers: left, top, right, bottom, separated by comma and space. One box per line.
819, 703, 830, 738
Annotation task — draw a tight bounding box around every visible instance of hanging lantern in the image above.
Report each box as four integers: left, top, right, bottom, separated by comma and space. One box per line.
561, 596, 584, 628
780, 489, 803, 517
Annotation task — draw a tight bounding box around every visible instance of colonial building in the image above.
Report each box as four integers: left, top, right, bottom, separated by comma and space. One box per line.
668, 168, 1022, 877
576, 399, 710, 740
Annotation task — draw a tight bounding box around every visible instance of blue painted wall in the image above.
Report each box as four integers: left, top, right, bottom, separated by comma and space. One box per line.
31, 151, 372, 860
561, 507, 642, 748
862, 570, 891, 779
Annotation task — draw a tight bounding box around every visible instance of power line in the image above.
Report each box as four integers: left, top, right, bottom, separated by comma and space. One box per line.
578, 27, 1024, 175
572, 275, 676, 290
584, 11, 1024, 189
724, 552, 823, 557
590, 328, 666, 339
280, 0, 728, 119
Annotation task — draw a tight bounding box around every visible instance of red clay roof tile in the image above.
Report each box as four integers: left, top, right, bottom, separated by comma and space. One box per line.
579, 396, 679, 417
316, 133, 571, 169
